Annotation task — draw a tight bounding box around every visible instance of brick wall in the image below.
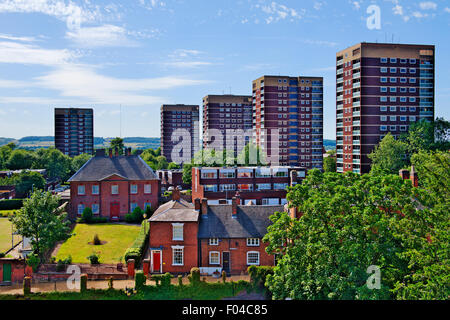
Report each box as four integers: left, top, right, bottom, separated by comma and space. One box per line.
199, 238, 274, 275
148, 221, 198, 274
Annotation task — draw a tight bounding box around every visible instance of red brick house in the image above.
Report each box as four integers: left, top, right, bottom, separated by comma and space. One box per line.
0, 258, 32, 284
148, 190, 283, 275
197, 196, 283, 275
68, 149, 160, 221
148, 188, 199, 274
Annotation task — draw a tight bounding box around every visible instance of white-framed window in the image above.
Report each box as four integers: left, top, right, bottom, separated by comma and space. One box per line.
172, 223, 184, 241
209, 238, 219, 246
380, 116, 387, 122
111, 185, 119, 195
130, 184, 138, 194
130, 202, 138, 212
92, 185, 99, 195
247, 251, 260, 265
172, 246, 184, 266
209, 251, 220, 265
380, 77, 387, 83
78, 185, 85, 195
380, 57, 388, 63
77, 204, 85, 215
247, 238, 260, 246
92, 203, 99, 215
144, 202, 151, 210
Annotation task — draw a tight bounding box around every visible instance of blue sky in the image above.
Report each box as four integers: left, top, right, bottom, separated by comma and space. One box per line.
0, 0, 449, 140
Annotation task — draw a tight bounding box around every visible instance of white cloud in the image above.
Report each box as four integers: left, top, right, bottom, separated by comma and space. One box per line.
65, 24, 137, 48
393, 4, 403, 16
34, 65, 211, 105
0, 33, 37, 42
302, 39, 339, 47
0, 0, 101, 30
313, 1, 324, 10
0, 41, 77, 65
445, 7, 450, 13
256, 2, 304, 23
419, 2, 437, 10
163, 49, 213, 68
352, 1, 361, 10
0, 79, 29, 88
164, 61, 212, 68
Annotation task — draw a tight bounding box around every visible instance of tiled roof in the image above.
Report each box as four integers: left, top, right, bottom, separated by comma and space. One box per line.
68, 155, 158, 182
149, 199, 199, 222
198, 205, 285, 239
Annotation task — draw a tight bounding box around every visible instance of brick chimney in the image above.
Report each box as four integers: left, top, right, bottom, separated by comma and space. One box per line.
399, 169, 410, 181
172, 187, 180, 201
290, 170, 298, 187
232, 196, 239, 217
194, 198, 201, 211
201, 198, 208, 216
109, 149, 113, 158
410, 166, 418, 188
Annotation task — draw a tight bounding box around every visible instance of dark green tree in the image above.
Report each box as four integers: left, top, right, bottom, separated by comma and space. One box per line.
15, 171, 46, 197
72, 153, 92, 173
10, 190, 71, 257
323, 150, 337, 173
6, 149, 35, 170
368, 133, 408, 175
109, 137, 125, 155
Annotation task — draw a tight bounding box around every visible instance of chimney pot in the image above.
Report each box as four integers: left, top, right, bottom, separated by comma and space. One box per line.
194, 198, 201, 211
201, 198, 208, 216
410, 166, 418, 188
172, 187, 181, 201
109, 149, 113, 158
232, 197, 238, 216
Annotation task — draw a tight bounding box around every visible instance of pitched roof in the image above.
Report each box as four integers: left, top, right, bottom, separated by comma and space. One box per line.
198, 205, 285, 239
149, 199, 199, 222
68, 155, 158, 182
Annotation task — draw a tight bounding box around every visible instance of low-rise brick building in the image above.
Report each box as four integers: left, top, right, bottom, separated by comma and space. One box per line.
68, 149, 160, 221
148, 189, 283, 275
192, 166, 306, 205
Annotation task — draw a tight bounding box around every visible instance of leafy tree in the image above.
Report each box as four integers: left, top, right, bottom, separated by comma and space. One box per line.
236, 143, 268, 166
401, 118, 450, 154
168, 162, 180, 170
38, 148, 72, 181
15, 171, 46, 197
109, 137, 125, 155
264, 168, 449, 300
6, 149, 35, 170
0, 143, 15, 170
182, 163, 193, 185
72, 153, 92, 173
155, 156, 168, 170
10, 190, 71, 257
368, 133, 408, 175
323, 149, 337, 173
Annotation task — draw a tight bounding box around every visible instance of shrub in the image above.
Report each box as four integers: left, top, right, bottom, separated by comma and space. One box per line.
93, 234, 101, 245
55, 256, 71, 272
125, 207, 144, 223
91, 217, 107, 224
188, 267, 201, 285
151, 273, 172, 287
108, 277, 114, 290
87, 252, 100, 265
222, 270, 227, 284
123, 221, 149, 265
0, 199, 23, 210
247, 265, 274, 288
135, 270, 146, 291
26, 253, 40, 272
81, 207, 93, 223
80, 274, 88, 293
178, 275, 183, 286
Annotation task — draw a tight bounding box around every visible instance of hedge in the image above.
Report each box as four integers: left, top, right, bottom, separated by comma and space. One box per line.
124, 221, 150, 265
247, 265, 274, 288
0, 199, 23, 210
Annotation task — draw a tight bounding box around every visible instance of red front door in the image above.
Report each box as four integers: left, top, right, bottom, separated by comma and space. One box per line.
110, 202, 120, 219
152, 251, 161, 273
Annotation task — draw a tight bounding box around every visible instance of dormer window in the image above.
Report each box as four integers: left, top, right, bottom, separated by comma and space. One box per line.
247, 238, 260, 246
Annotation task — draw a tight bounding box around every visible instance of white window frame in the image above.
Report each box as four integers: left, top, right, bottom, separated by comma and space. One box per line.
172, 223, 184, 241
78, 185, 85, 195
92, 185, 99, 195
92, 203, 99, 215
247, 251, 260, 265
130, 184, 138, 194
111, 185, 119, 195
144, 184, 151, 194
247, 238, 260, 247
209, 238, 219, 246
172, 246, 184, 266
209, 251, 220, 265
77, 204, 85, 215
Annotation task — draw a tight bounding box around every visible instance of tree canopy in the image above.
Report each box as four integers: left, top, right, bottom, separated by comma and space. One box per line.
263, 164, 449, 300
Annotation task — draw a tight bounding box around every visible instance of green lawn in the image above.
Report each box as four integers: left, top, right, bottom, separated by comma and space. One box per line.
54, 223, 141, 264
0, 218, 20, 254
